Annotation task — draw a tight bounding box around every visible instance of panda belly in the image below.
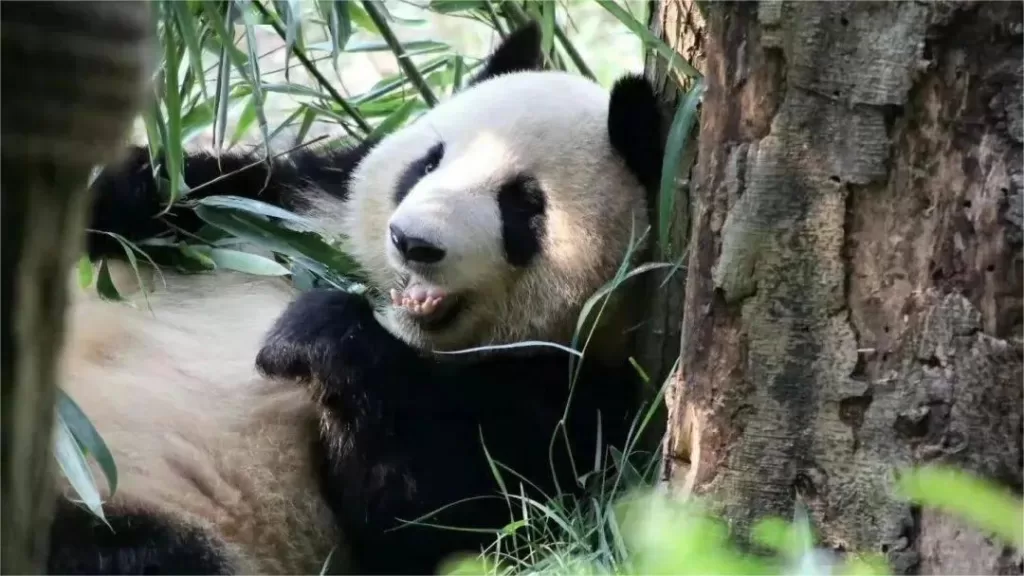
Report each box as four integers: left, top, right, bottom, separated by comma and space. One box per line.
51, 264, 342, 574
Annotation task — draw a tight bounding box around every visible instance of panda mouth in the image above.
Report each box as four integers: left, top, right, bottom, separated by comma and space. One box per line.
389, 283, 464, 331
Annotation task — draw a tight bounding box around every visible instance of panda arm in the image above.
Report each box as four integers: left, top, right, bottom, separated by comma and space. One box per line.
47, 499, 232, 574
85, 140, 374, 258
255, 290, 639, 574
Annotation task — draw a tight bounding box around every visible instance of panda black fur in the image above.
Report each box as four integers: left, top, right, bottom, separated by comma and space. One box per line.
50, 21, 665, 575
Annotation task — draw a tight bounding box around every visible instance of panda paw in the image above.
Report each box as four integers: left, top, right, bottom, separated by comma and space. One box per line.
255, 289, 418, 398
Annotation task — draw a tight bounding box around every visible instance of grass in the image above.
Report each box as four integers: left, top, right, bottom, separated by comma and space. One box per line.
56, 2, 1022, 575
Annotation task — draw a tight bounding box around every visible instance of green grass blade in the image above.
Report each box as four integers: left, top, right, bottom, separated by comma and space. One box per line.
658, 78, 704, 258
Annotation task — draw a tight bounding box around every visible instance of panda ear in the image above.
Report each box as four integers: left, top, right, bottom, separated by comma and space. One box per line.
608, 74, 665, 194
468, 20, 543, 86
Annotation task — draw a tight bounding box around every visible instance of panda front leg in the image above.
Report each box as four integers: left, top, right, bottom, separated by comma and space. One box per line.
47, 498, 232, 575
256, 289, 513, 575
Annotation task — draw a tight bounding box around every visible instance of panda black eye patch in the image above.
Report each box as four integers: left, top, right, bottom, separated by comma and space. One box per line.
497, 174, 547, 267
393, 142, 445, 205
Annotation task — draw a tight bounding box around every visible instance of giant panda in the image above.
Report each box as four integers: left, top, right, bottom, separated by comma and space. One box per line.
49, 20, 665, 575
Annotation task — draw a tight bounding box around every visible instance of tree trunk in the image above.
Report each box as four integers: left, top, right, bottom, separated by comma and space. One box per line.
0, 3, 152, 572
660, 1, 1023, 573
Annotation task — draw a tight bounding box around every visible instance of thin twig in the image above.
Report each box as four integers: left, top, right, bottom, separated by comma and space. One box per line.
361, 0, 439, 108
250, 0, 372, 134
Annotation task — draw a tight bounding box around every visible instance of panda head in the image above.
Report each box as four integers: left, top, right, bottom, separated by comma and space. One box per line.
329, 22, 664, 352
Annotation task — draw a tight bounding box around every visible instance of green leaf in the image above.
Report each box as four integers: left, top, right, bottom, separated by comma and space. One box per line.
229, 94, 258, 148
341, 39, 448, 54
272, 0, 303, 81
540, 2, 555, 60
53, 411, 107, 523
346, 1, 379, 35
897, 466, 1024, 549
178, 244, 217, 271
428, 0, 486, 14
658, 78, 704, 258
193, 204, 366, 291
352, 56, 451, 104
366, 98, 418, 141
160, 1, 187, 206
77, 256, 94, 289
171, 0, 208, 102
194, 195, 318, 228
295, 106, 317, 146
57, 390, 118, 498
319, 0, 352, 72
200, 248, 291, 276
237, 0, 271, 156
95, 259, 123, 302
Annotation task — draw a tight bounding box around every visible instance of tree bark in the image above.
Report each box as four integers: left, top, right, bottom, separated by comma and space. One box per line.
661, 1, 1022, 573
1, 3, 153, 572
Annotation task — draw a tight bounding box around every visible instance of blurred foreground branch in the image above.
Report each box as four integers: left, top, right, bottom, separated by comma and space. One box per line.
1, 2, 153, 572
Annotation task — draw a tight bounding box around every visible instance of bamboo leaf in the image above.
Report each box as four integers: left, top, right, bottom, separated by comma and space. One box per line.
236, 0, 271, 157
53, 413, 107, 523
77, 256, 94, 289
366, 98, 419, 141
346, 1, 380, 35
294, 106, 317, 146
160, 1, 187, 206
429, 0, 487, 14
57, 390, 118, 498
229, 94, 258, 148
171, 0, 209, 102
195, 195, 319, 228
199, 247, 292, 276
193, 204, 367, 290
658, 78, 704, 258
341, 39, 448, 54
95, 259, 123, 302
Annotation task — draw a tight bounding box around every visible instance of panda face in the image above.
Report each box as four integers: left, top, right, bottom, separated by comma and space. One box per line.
331, 70, 651, 353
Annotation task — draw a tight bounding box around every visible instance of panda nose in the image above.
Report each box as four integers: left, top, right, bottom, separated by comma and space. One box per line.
389, 224, 446, 264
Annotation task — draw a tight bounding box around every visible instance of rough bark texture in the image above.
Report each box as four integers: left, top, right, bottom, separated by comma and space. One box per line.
663, 1, 1023, 573
1, 3, 153, 572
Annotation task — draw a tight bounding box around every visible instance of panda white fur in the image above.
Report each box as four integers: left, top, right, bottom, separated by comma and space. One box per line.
50, 21, 665, 575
